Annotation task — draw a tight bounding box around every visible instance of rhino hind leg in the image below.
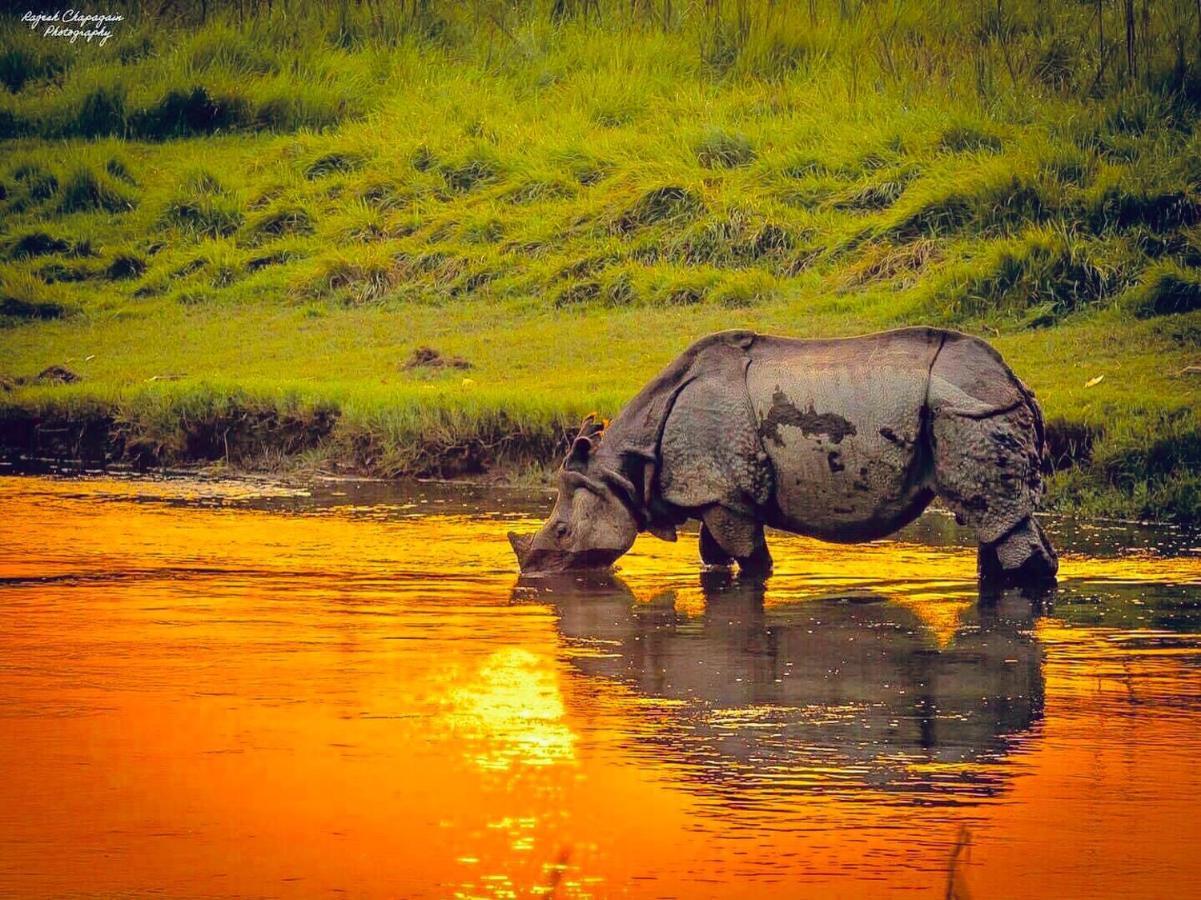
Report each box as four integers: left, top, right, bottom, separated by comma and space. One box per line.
699, 523, 735, 567
700, 506, 773, 577
929, 402, 1057, 583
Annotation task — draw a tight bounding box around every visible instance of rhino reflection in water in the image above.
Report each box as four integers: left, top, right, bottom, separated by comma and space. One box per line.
518, 574, 1047, 800
510, 327, 1058, 583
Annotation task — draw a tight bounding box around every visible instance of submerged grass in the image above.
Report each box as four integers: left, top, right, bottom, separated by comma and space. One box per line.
2, 0, 1201, 521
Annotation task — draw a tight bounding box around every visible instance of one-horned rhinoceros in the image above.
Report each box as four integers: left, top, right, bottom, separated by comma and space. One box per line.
509, 327, 1058, 583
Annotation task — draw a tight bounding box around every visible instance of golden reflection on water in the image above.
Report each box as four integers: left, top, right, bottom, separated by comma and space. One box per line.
1, 475, 1200, 898
449, 647, 577, 772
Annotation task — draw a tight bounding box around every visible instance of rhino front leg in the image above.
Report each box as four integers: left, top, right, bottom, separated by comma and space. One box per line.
978, 517, 1058, 584
928, 389, 1057, 585
700, 506, 772, 577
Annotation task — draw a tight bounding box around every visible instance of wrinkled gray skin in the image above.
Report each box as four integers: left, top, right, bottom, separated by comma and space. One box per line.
510, 326, 1058, 584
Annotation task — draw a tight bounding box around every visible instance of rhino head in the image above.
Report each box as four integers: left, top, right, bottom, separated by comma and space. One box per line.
509, 416, 641, 576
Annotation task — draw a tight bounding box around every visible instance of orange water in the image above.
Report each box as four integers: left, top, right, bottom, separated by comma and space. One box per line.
1, 475, 1200, 898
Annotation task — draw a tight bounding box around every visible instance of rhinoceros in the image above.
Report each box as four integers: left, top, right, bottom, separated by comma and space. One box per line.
509, 327, 1058, 583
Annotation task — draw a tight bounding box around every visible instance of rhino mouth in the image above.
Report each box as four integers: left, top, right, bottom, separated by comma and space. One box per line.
508, 531, 622, 576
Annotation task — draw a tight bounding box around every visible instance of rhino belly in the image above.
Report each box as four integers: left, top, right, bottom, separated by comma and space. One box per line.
746, 356, 932, 542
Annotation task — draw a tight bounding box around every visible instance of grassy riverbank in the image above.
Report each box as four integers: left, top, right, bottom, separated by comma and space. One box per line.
2, 1, 1200, 521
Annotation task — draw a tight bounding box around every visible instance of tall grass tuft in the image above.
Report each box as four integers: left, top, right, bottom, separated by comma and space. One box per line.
57, 166, 136, 214
1123, 263, 1201, 317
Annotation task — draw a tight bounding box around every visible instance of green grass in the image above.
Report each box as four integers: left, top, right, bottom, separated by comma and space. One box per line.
2, 0, 1201, 522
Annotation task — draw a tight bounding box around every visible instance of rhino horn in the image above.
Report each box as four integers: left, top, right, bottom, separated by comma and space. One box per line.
508, 531, 534, 566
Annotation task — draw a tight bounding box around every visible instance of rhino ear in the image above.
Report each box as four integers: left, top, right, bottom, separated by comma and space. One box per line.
565, 414, 605, 472
565, 435, 593, 472
576, 413, 605, 441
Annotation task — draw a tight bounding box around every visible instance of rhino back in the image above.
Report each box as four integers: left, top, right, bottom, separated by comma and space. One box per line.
745, 329, 944, 539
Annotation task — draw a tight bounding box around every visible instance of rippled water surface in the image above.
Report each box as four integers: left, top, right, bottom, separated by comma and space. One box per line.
2, 474, 1200, 898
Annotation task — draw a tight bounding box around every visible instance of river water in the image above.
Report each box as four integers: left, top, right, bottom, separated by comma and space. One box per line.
1, 474, 1199, 898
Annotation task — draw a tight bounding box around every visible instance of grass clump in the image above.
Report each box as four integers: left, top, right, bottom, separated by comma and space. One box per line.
929, 229, 1123, 326
597, 267, 637, 306
105, 156, 137, 185
881, 163, 1048, 240
187, 25, 279, 76
6, 232, 72, 259
0, 273, 72, 324
305, 152, 367, 179
554, 280, 601, 308
70, 86, 128, 138
129, 86, 251, 140
665, 212, 798, 267
246, 249, 301, 272
106, 253, 148, 281
161, 198, 243, 238
0, 296, 69, 322
5, 162, 59, 209
245, 204, 316, 242
1049, 412, 1201, 524
556, 150, 610, 186
695, 129, 757, 169
831, 168, 919, 212
159, 172, 243, 238
645, 267, 720, 306
0, 40, 67, 93
441, 148, 502, 193
712, 270, 776, 308
839, 239, 941, 289
1123, 264, 1201, 318
1087, 184, 1201, 233
306, 252, 401, 305
57, 166, 136, 214
938, 123, 1004, 155
502, 177, 575, 205
252, 89, 351, 132
36, 262, 97, 284
614, 186, 706, 234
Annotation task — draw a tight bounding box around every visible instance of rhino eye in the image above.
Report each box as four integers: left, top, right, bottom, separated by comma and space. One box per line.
555, 522, 570, 539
